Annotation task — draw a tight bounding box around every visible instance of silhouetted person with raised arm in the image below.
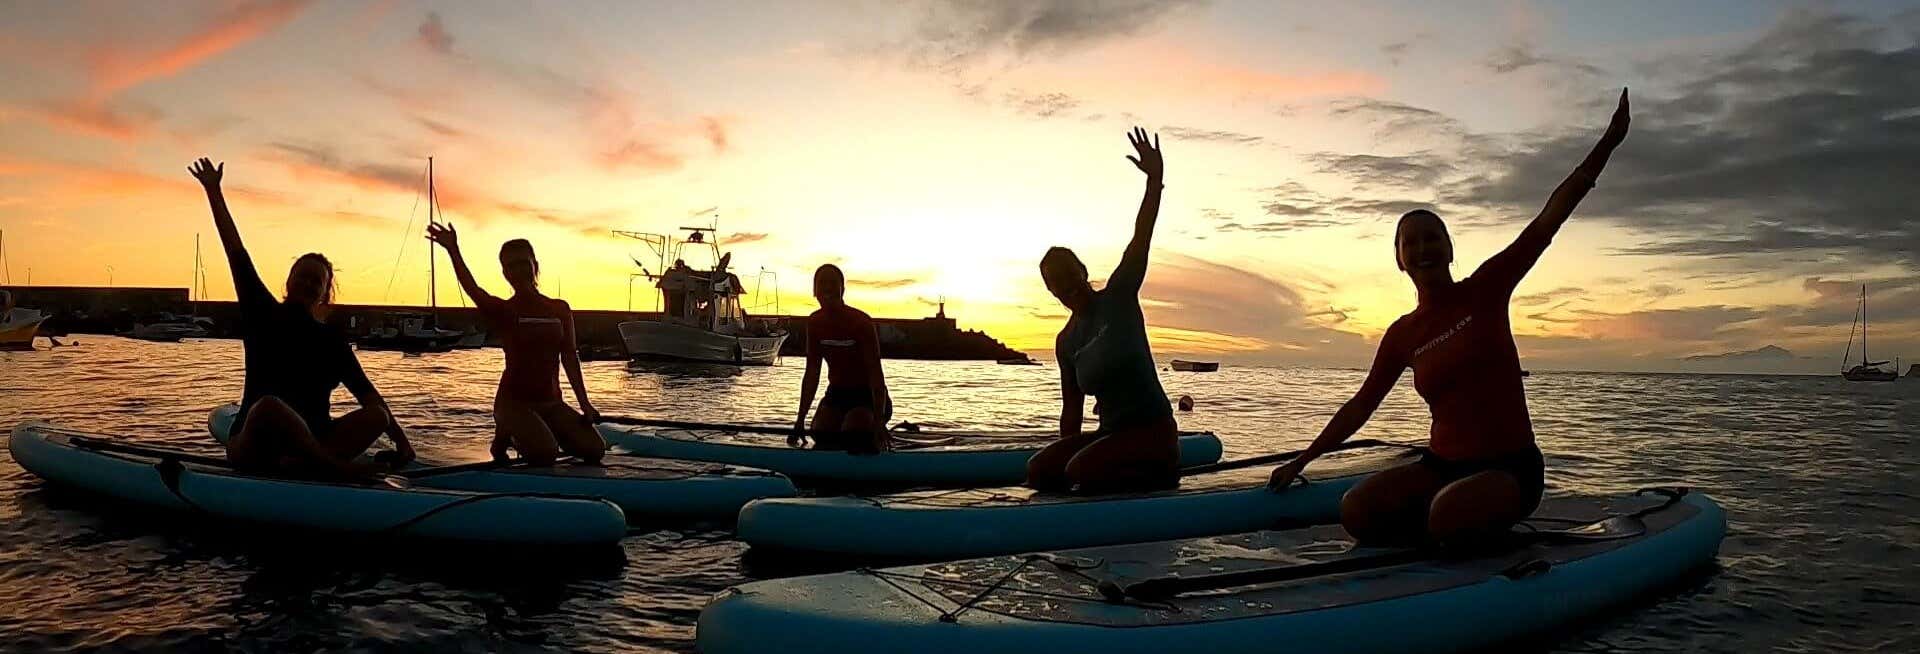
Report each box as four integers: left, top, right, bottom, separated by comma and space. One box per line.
1027, 127, 1180, 492
1267, 90, 1632, 547
793, 264, 891, 452
189, 158, 413, 477
426, 222, 604, 465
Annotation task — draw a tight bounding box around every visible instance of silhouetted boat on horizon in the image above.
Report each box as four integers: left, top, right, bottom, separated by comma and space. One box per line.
1171, 359, 1219, 372
615, 218, 787, 366
1840, 285, 1898, 382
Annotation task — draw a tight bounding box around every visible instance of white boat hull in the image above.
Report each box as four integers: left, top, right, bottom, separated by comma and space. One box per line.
1, 309, 46, 350
619, 320, 786, 366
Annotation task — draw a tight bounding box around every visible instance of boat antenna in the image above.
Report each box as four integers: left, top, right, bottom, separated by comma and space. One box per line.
384, 160, 431, 302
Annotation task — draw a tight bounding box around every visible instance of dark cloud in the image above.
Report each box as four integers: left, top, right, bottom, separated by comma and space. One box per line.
898, 0, 1205, 71
1450, 10, 1920, 270
416, 12, 453, 55
700, 116, 730, 153
726, 232, 770, 245
1004, 90, 1080, 118
1261, 201, 1316, 217
849, 277, 918, 289
1161, 126, 1263, 145
1310, 152, 1450, 189
1137, 253, 1370, 358
1381, 41, 1410, 66
1513, 285, 1585, 307
1326, 97, 1464, 140
414, 116, 464, 138
1483, 42, 1604, 76
267, 142, 420, 192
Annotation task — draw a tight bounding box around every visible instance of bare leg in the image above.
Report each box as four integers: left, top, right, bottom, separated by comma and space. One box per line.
535, 402, 606, 464
1025, 430, 1106, 491
1339, 462, 1447, 546
324, 405, 390, 461
495, 398, 561, 466
837, 407, 885, 452
1062, 417, 1180, 493
228, 396, 340, 471
1427, 471, 1539, 548
808, 403, 847, 450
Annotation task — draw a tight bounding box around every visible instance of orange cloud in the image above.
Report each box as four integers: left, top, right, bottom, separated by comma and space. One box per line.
32, 0, 313, 141
88, 0, 314, 98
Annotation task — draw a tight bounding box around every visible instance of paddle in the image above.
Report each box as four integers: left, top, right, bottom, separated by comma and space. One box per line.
1100, 498, 1671, 602
1176, 438, 1409, 477
67, 434, 232, 469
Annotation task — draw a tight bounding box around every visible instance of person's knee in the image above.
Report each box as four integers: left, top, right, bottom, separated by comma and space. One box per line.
1025, 452, 1068, 490
566, 435, 607, 464
1427, 473, 1529, 545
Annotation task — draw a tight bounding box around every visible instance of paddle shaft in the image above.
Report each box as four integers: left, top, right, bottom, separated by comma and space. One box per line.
1107, 548, 1429, 602
1177, 438, 1402, 477
69, 435, 232, 469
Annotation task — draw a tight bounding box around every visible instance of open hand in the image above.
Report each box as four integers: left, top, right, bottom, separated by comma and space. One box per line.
1266, 458, 1308, 492
188, 158, 223, 188
580, 403, 601, 426
1126, 127, 1163, 180
426, 221, 459, 251
789, 418, 807, 448
1598, 88, 1630, 150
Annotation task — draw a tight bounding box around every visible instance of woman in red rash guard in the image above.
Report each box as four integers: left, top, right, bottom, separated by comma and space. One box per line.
1268, 90, 1630, 547
427, 222, 605, 466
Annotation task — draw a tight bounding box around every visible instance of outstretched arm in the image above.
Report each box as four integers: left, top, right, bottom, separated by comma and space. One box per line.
425, 222, 499, 307
189, 158, 273, 310
1106, 127, 1165, 297
1477, 90, 1631, 293
1269, 330, 1407, 488
340, 342, 411, 463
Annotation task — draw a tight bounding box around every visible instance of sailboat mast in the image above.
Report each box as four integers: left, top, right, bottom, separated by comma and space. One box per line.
1860, 285, 1867, 365
192, 234, 201, 315
428, 157, 438, 325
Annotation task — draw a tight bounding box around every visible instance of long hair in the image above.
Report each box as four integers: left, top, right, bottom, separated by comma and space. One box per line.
291, 252, 337, 305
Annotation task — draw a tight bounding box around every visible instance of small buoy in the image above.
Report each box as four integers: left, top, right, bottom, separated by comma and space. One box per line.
1177, 395, 1195, 412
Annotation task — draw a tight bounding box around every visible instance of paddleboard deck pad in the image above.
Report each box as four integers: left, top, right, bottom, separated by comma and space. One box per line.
600, 425, 1224, 488
208, 404, 796, 519
698, 489, 1726, 654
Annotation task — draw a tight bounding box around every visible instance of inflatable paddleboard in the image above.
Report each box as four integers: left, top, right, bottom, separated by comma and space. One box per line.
11, 421, 628, 547
699, 489, 1726, 654
600, 425, 1224, 487
738, 444, 1421, 560
208, 404, 796, 520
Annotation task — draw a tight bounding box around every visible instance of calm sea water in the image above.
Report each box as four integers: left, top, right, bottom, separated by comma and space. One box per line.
0, 337, 1914, 652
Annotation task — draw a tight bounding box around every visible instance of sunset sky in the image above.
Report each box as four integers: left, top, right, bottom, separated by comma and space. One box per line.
1, 1, 1915, 372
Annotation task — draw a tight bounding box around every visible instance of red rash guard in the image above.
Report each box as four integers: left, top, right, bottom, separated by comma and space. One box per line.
478, 295, 567, 403
807, 305, 880, 390
1377, 252, 1539, 461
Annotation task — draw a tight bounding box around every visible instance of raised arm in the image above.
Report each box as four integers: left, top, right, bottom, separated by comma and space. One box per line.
1268, 329, 1408, 489
557, 301, 597, 424
1476, 90, 1631, 293
189, 158, 273, 310
425, 222, 499, 307
1106, 127, 1165, 297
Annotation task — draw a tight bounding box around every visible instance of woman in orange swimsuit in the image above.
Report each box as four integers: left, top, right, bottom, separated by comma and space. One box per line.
428, 222, 604, 465
1269, 91, 1630, 547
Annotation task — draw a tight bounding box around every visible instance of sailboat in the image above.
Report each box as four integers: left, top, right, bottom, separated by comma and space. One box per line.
128, 235, 214, 342
1840, 285, 1898, 382
360, 157, 464, 354
0, 230, 46, 350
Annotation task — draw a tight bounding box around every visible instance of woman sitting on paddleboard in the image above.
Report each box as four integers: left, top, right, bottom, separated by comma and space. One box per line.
793, 264, 891, 452
1267, 90, 1631, 546
1027, 127, 1179, 492
190, 158, 415, 477
427, 223, 605, 465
